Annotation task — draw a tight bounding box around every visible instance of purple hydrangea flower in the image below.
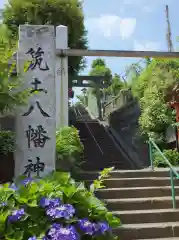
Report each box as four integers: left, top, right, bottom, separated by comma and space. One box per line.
39, 197, 61, 209
46, 224, 61, 239
51, 223, 61, 229
21, 178, 34, 186
28, 237, 36, 240
46, 204, 75, 220
46, 224, 79, 240
96, 221, 110, 234
78, 218, 96, 235
46, 207, 56, 218
8, 208, 25, 222
9, 183, 18, 191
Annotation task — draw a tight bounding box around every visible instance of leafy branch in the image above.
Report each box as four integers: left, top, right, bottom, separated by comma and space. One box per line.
90, 167, 114, 193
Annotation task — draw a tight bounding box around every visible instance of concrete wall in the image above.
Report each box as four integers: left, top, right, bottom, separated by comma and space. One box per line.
107, 92, 150, 168
87, 88, 99, 118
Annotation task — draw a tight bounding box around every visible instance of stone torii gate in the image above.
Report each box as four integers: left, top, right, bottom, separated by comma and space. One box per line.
15, 24, 179, 178
70, 75, 109, 119
70, 75, 108, 88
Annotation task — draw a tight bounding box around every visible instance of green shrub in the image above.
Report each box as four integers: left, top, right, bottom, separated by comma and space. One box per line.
0, 171, 120, 240
0, 130, 14, 155
56, 126, 84, 171
153, 149, 179, 167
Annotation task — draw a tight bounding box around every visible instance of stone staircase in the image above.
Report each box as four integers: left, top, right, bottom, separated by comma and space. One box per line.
80, 169, 179, 240
74, 121, 133, 171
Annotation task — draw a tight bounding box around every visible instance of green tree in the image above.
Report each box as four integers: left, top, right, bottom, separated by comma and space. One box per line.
88, 58, 112, 119
0, 41, 30, 114
90, 58, 112, 85
0, 24, 11, 45
144, 57, 152, 67
126, 61, 144, 91
105, 73, 125, 96
0, 23, 16, 63
126, 62, 143, 80
3, 0, 88, 77
89, 58, 112, 97
132, 59, 179, 142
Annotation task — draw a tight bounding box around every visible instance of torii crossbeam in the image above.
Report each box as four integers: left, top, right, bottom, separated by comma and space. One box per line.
56, 49, 179, 58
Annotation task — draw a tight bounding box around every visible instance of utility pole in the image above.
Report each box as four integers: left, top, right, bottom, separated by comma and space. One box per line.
165, 5, 174, 52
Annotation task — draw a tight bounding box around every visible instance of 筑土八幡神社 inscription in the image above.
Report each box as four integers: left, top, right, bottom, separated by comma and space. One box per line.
14, 25, 56, 177
26, 47, 49, 71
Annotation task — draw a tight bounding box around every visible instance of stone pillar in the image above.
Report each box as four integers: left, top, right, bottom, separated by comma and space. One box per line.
14, 25, 56, 177
55, 25, 68, 128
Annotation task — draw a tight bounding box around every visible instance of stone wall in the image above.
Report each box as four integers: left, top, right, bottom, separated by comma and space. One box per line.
87, 88, 99, 118
107, 91, 150, 168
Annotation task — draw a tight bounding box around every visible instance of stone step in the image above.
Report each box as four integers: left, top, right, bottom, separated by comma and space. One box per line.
105, 197, 179, 211
113, 222, 179, 240
91, 177, 178, 188
82, 163, 130, 171
79, 169, 171, 180
96, 186, 179, 199
82, 164, 129, 171
113, 209, 179, 224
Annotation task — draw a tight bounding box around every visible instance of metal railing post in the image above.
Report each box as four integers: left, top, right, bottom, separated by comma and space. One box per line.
149, 138, 179, 209
75, 107, 104, 155
149, 140, 154, 170
170, 168, 176, 209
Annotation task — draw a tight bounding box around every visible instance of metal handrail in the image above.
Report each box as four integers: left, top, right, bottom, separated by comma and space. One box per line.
74, 106, 104, 155
104, 89, 129, 108
103, 89, 134, 120
149, 138, 179, 208
103, 93, 121, 108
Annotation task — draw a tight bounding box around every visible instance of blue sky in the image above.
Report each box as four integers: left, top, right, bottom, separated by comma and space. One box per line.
82, 0, 178, 74
0, 0, 178, 99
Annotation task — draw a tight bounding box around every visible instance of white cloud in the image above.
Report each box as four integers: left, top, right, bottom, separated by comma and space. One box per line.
133, 40, 160, 51
85, 15, 136, 39
119, 18, 137, 39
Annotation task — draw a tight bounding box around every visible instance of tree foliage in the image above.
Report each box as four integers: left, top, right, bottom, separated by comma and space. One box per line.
129, 59, 179, 142
126, 61, 143, 82
105, 74, 125, 96
0, 36, 30, 114
3, 0, 88, 76
0, 24, 12, 46
89, 58, 112, 85
0, 130, 14, 155
56, 126, 84, 171
153, 148, 179, 167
